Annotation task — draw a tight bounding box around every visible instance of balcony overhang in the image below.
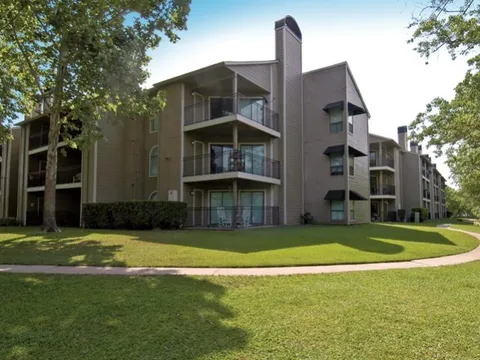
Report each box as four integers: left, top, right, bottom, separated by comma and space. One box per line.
370, 166, 395, 172
27, 182, 82, 192
183, 114, 281, 138
370, 194, 396, 200
183, 172, 281, 185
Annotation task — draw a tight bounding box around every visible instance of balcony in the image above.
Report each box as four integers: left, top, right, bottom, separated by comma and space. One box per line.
185, 206, 279, 228
29, 132, 49, 150
28, 165, 81, 188
371, 184, 396, 197
434, 195, 439, 202
183, 150, 280, 184
184, 93, 280, 135
369, 158, 394, 169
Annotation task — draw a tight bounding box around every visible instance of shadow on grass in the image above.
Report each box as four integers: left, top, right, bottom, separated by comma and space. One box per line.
0, 223, 459, 265
0, 274, 247, 359
83, 223, 456, 255
0, 230, 125, 266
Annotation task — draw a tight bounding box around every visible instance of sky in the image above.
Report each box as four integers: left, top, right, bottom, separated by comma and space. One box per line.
146, 0, 470, 184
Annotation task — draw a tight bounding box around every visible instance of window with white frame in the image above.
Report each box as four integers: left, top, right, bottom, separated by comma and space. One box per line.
330, 154, 344, 176
348, 115, 354, 133
330, 108, 343, 133
149, 191, 159, 201
149, 146, 158, 177
331, 200, 344, 220
350, 200, 355, 221
150, 116, 159, 133
349, 155, 354, 176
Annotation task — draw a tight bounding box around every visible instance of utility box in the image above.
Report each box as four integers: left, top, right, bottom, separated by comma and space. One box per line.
168, 190, 178, 202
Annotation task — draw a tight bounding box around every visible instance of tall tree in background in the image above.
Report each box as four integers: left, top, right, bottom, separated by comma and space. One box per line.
0, 0, 190, 231
408, 0, 480, 217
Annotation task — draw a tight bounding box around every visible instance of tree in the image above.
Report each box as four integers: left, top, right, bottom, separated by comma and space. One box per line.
0, 0, 190, 231
408, 0, 480, 217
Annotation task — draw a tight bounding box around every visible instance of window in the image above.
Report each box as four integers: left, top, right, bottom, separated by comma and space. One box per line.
149, 191, 158, 201
149, 146, 158, 177
330, 154, 344, 175
349, 155, 354, 176
329, 108, 343, 133
150, 117, 159, 133
350, 200, 355, 221
331, 200, 344, 220
348, 115, 354, 133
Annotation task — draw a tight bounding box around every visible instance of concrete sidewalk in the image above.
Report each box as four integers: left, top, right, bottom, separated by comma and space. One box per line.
0, 226, 479, 277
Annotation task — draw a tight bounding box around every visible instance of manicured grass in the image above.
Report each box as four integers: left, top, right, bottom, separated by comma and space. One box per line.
1, 262, 480, 359
452, 223, 480, 234
0, 223, 477, 267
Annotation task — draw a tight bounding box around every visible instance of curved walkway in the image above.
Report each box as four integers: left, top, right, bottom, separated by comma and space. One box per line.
1, 226, 479, 277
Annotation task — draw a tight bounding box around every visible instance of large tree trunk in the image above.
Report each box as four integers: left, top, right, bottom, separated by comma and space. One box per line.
42, 114, 61, 232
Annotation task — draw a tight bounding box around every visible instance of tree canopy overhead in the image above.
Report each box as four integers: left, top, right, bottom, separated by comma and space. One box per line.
0, 0, 190, 230
408, 0, 480, 217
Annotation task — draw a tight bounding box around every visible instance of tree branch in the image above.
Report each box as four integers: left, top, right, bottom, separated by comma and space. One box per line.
8, 19, 45, 98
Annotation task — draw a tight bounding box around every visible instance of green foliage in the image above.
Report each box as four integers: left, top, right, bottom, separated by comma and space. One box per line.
408, 0, 480, 217
0, 217, 18, 226
82, 201, 187, 230
446, 187, 479, 217
300, 212, 314, 224
0, 0, 190, 230
410, 208, 429, 222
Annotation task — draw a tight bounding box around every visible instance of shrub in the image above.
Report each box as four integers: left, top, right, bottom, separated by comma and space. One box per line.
300, 212, 313, 224
0, 217, 18, 226
82, 201, 187, 230
410, 208, 429, 222
398, 209, 406, 222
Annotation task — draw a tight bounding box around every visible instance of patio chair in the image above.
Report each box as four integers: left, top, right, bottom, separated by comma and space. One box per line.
241, 208, 251, 227
217, 207, 232, 228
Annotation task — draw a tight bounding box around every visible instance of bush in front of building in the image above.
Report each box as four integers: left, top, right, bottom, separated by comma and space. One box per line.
82, 201, 187, 230
410, 208, 429, 222
0, 217, 18, 226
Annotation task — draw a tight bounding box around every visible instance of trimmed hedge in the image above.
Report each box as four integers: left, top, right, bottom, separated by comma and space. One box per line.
82, 201, 187, 230
0, 217, 18, 226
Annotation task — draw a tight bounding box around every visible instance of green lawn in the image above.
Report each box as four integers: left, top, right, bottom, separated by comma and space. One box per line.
0, 223, 477, 267
1, 262, 480, 359
451, 223, 480, 234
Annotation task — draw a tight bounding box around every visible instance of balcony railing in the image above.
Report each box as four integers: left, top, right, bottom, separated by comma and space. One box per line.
423, 189, 431, 199
369, 158, 394, 168
371, 184, 395, 196
28, 165, 81, 188
184, 150, 281, 179
184, 93, 280, 132
434, 195, 439, 202
185, 206, 279, 228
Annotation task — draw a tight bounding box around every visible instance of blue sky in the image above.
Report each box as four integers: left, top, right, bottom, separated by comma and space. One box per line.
147, 0, 470, 183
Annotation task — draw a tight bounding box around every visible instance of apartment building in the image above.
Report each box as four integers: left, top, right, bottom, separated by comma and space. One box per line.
368, 126, 448, 221
304, 63, 370, 224
9, 16, 371, 227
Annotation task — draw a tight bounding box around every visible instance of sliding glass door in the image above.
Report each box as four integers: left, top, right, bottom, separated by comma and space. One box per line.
209, 191, 265, 226
240, 191, 265, 225
239, 98, 264, 124
240, 144, 265, 176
